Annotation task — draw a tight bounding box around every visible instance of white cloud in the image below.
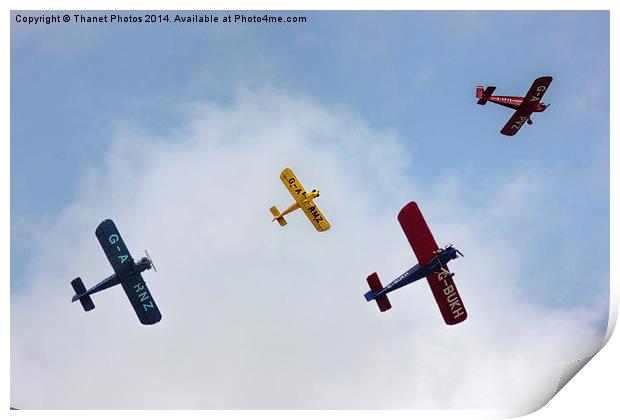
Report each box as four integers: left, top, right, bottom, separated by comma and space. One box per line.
10, 89, 606, 410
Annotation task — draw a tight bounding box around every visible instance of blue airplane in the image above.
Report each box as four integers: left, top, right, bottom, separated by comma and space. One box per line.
364, 202, 468, 325
70, 219, 162, 325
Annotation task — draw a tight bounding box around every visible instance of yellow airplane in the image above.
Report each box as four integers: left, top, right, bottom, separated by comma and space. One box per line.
270, 167, 331, 232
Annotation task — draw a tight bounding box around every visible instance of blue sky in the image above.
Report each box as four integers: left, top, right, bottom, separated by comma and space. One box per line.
10, 11, 610, 409
12, 11, 609, 305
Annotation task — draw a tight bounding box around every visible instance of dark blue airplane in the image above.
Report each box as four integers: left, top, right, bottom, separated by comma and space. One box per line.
71, 219, 162, 325
364, 202, 467, 325
364, 244, 463, 301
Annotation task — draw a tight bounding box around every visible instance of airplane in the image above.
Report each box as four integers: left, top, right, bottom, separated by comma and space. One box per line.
476, 76, 553, 136
70, 219, 162, 325
364, 202, 467, 325
270, 167, 330, 232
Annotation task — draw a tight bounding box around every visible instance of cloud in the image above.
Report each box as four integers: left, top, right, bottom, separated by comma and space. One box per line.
10, 89, 607, 410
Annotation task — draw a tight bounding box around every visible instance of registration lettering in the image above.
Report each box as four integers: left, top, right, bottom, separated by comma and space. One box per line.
511, 115, 529, 130
108, 234, 129, 265
530, 85, 547, 102
133, 283, 155, 312
442, 282, 465, 319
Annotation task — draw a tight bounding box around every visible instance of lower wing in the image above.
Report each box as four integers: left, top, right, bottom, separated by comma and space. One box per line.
119, 272, 162, 325
301, 201, 330, 232
500, 109, 533, 136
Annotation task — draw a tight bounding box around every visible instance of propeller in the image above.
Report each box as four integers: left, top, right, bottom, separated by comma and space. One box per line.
145, 249, 157, 272
457, 249, 464, 257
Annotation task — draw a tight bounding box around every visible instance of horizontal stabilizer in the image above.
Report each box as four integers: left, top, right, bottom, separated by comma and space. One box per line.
71, 277, 95, 312
476, 86, 495, 105
483, 86, 496, 97
269, 206, 287, 226
366, 272, 392, 312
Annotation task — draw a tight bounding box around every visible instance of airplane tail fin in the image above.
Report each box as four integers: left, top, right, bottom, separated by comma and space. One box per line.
270, 206, 287, 227
476, 85, 488, 105
71, 277, 95, 312
365, 272, 392, 312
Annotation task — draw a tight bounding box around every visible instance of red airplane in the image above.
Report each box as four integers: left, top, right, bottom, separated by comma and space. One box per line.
476, 76, 553, 136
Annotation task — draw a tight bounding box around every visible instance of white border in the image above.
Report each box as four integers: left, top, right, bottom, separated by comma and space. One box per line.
4, 1, 616, 418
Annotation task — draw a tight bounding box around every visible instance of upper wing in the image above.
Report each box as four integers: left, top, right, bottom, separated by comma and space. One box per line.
300, 201, 331, 232
500, 109, 533, 136
280, 167, 308, 205
119, 272, 162, 325
397, 202, 439, 266
96, 219, 134, 274
397, 202, 467, 325
520, 76, 553, 110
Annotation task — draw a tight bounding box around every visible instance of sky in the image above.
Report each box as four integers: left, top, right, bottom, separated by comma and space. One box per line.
10, 10, 610, 410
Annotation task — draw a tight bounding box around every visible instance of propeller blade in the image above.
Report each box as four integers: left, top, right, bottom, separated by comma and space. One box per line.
145, 249, 157, 272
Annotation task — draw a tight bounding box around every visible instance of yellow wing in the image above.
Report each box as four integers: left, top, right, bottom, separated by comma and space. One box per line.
279, 168, 330, 231
280, 167, 308, 205
300, 200, 331, 232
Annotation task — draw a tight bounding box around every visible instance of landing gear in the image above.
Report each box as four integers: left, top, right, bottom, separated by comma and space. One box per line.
437, 268, 455, 281
527, 117, 533, 125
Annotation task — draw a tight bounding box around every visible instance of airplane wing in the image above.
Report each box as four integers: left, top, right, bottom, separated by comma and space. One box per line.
500, 109, 533, 136
96, 219, 134, 274
300, 201, 331, 232
119, 272, 162, 325
424, 269, 467, 325
95, 220, 161, 325
280, 167, 309, 205
397, 202, 439, 266
500, 77, 552, 136
397, 202, 467, 325
520, 76, 553, 110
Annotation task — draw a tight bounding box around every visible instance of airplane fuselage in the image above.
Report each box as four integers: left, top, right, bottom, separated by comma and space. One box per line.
72, 257, 153, 301
372, 246, 461, 299
485, 95, 548, 112
277, 190, 320, 218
